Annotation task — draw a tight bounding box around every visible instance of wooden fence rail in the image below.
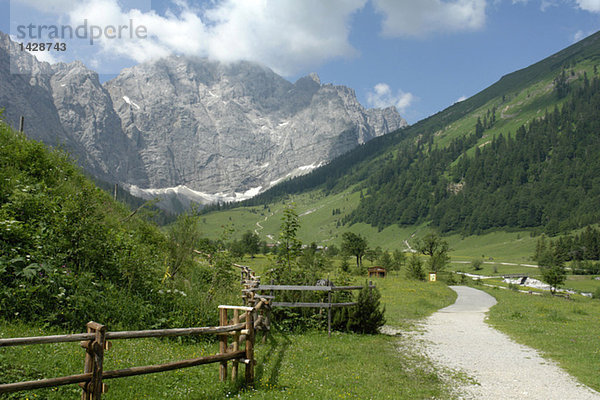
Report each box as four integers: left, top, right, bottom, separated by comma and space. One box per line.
0, 263, 368, 397
0, 298, 270, 399
0, 324, 247, 347
255, 281, 376, 336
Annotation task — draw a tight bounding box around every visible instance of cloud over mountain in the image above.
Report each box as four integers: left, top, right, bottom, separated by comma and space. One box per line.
15, 0, 496, 76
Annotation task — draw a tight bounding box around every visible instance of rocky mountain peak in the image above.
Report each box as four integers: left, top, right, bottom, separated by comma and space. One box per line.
0, 31, 407, 209
308, 72, 321, 84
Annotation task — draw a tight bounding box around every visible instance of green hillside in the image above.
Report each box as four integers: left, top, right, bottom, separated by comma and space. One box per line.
352, 73, 600, 234
220, 31, 600, 208
201, 31, 600, 256
0, 118, 237, 331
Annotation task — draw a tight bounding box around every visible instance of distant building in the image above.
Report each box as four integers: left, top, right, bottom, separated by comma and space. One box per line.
368, 266, 387, 278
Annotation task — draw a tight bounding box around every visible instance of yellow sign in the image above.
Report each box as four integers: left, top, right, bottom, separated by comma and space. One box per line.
429, 273, 437, 282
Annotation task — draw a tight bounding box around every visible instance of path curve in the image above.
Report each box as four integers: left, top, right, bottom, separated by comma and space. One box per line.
418, 286, 600, 399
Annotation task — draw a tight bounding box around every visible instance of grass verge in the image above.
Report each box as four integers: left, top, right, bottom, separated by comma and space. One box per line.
483, 287, 600, 391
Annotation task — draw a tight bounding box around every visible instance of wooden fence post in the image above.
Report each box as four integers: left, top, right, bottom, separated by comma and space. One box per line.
327, 285, 332, 338
80, 321, 106, 400
219, 308, 228, 382
241, 270, 247, 306
261, 303, 270, 344
245, 310, 254, 385
231, 309, 240, 381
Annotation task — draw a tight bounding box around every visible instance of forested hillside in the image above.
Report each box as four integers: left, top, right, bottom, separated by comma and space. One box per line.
211, 32, 600, 239
351, 73, 600, 234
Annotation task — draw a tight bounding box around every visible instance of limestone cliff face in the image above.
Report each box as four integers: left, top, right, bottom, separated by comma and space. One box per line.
0, 31, 407, 205
49, 61, 148, 184
104, 56, 407, 195
0, 32, 143, 184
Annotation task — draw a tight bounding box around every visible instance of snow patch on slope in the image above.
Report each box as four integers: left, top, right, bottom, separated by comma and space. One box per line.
122, 96, 140, 110
126, 161, 326, 211
128, 184, 262, 205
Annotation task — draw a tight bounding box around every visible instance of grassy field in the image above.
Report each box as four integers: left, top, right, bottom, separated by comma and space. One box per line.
200, 188, 421, 252
563, 276, 600, 293
448, 257, 600, 296
446, 230, 537, 263
202, 196, 540, 265
483, 287, 600, 392
376, 274, 456, 329
0, 275, 457, 399
449, 262, 539, 277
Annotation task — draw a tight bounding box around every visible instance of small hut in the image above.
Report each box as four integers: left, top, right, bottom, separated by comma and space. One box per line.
368, 266, 387, 278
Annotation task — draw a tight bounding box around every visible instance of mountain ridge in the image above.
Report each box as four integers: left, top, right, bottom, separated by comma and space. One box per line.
0, 30, 406, 210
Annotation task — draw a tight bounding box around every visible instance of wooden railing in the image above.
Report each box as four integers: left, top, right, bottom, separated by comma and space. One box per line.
0, 295, 270, 399
245, 270, 375, 336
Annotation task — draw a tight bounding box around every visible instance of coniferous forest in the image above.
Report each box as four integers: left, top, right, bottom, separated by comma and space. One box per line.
349, 72, 600, 235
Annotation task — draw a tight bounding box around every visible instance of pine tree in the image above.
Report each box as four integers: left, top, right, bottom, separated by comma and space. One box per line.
277, 204, 302, 272
345, 284, 386, 334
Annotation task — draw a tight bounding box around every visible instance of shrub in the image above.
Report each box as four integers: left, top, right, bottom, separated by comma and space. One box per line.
405, 254, 426, 281
472, 258, 483, 271
0, 121, 230, 331
344, 284, 386, 334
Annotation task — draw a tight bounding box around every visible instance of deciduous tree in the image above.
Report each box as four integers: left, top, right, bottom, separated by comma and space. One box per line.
415, 232, 449, 273
341, 232, 368, 270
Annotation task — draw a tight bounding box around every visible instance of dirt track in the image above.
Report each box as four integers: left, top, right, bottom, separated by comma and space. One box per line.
416, 286, 600, 399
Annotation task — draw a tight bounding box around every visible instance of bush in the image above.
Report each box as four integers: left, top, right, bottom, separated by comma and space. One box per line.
438, 271, 457, 285
472, 258, 483, 271
344, 284, 386, 334
405, 254, 426, 281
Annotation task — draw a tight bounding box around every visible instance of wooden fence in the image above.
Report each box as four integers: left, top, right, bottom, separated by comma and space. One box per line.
252, 276, 375, 336
0, 293, 270, 399
0, 264, 371, 397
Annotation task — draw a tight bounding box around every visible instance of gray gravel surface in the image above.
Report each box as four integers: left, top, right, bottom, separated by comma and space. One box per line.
416, 286, 600, 399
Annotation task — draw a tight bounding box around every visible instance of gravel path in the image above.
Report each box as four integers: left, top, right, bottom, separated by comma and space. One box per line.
417, 286, 600, 399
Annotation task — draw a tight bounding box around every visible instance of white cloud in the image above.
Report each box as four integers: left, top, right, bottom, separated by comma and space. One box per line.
574, 30, 586, 42
572, 29, 595, 42
29, 50, 61, 64
456, 95, 468, 103
372, 0, 487, 37
13, 0, 500, 75
575, 0, 600, 12
53, 0, 367, 76
203, 0, 366, 75
367, 83, 414, 113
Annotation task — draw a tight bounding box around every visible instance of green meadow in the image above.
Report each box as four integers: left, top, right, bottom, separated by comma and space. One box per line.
483, 287, 600, 392
0, 274, 457, 400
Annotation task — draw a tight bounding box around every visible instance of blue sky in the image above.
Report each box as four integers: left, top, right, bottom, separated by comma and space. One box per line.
1, 0, 600, 123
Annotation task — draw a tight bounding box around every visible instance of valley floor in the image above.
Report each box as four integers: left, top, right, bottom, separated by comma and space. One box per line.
415, 286, 600, 399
